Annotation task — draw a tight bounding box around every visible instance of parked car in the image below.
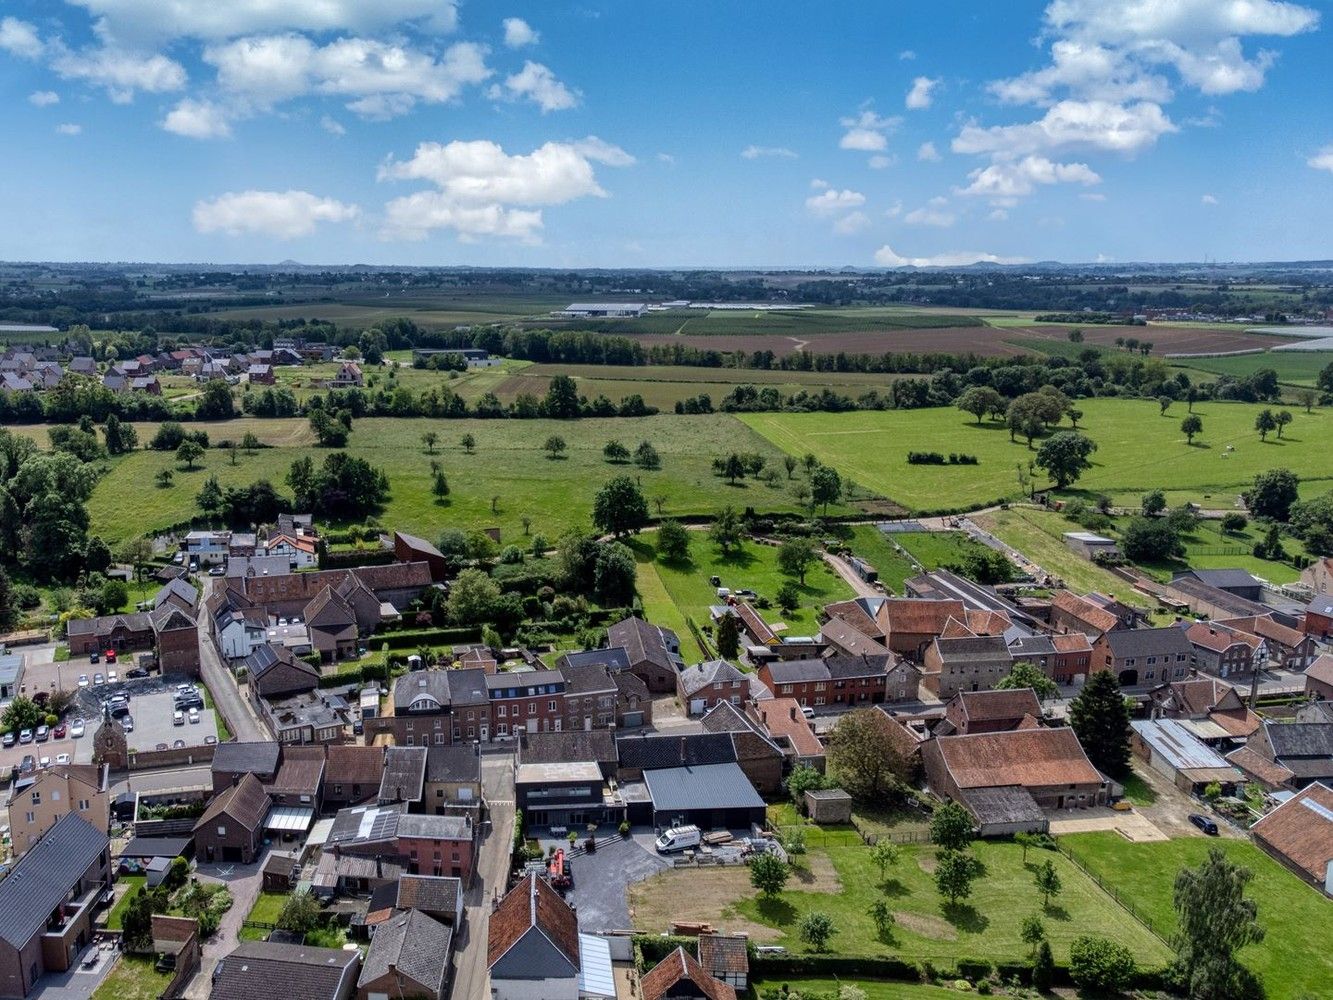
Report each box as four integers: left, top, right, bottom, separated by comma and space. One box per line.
89, 651, 99, 664
69, 719, 85, 738
1189, 813, 1218, 836
34, 725, 49, 743
1, 732, 14, 748
104, 650, 116, 664
120, 716, 134, 732
54, 753, 71, 765
208, 565, 225, 576
18, 754, 35, 774
108, 670, 119, 683
172, 552, 184, 565
204, 735, 217, 745
93, 672, 105, 685
37, 755, 50, 769
18, 729, 32, 744
173, 711, 184, 726
801, 706, 816, 719
126, 668, 148, 679
155, 743, 168, 751
188, 707, 201, 724
52, 723, 66, 740
77, 674, 89, 688
172, 739, 186, 749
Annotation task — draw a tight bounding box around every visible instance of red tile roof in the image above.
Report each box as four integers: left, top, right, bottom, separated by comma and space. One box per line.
1052, 632, 1093, 654
884, 598, 965, 635
487, 873, 579, 972
1307, 654, 1333, 688
1050, 591, 1119, 634
1225, 746, 1295, 789
753, 698, 824, 758
1251, 782, 1333, 886
935, 727, 1102, 789
952, 688, 1042, 723
641, 947, 737, 1000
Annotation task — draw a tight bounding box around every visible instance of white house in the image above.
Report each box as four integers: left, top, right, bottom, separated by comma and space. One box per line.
488, 873, 580, 1000
265, 532, 318, 569
181, 530, 230, 566
216, 609, 268, 660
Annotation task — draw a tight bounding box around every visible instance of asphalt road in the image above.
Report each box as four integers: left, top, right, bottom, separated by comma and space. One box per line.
197, 579, 267, 743
449, 756, 516, 1000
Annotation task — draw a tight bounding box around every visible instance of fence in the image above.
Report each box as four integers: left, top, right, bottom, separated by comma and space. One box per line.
1055, 840, 1172, 947
769, 819, 929, 849
684, 615, 714, 659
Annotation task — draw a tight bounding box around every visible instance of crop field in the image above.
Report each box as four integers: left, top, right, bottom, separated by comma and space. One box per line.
211, 292, 568, 329
1172, 349, 1333, 386
629, 327, 1030, 358
1011, 323, 1279, 356
741, 398, 1333, 513
58, 414, 847, 545
1062, 832, 1333, 999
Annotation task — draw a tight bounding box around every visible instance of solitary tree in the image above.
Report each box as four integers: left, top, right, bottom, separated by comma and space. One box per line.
432, 469, 449, 501
1296, 387, 1317, 414
748, 852, 789, 898
603, 440, 630, 464
956, 386, 1004, 425
708, 506, 744, 554
592, 475, 649, 538
776, 581, 801, 612
277, 891, 321, 936
1069, 669, 1131, 778
810, 465, 842, 515
935, 849, 980, 906
155, 468, 174, 489
1172, 848, 1264, 1000
1034, 859, 1063, 910
1275, 409, 1293, 439
826, 710, 907, 803
721, 453, 745, 484
1181, 413, 1203, 444
656, 519, 690, 562
870, 841, 900, 881
1142, 489, 1168, 517
777, 537, 817, 585
783, 455, 798, 479
1159, 395, 1173, 415
1021, 914, 1047, 958
1015, 831, 1039, 863
1035, 431, 1097, 488
175, 438, 204, 470
930, 801, 974, 852
460, 433, 476, 454
868, 898, 894, 938
1068, 328, 1084, 343
1066, 406, 1083, 428
634, 441, 661, 470
797, 911, 835, 952
543, 435, 567, 460
1255, 408, 1277, 441
421, 431, 439, 454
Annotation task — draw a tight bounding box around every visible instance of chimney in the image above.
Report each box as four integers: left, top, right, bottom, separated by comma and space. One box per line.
789, 706, 797, 722
679, 737, 686, 763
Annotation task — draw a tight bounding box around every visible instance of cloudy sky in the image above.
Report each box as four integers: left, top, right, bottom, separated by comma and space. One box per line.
1, 0, 1330, 267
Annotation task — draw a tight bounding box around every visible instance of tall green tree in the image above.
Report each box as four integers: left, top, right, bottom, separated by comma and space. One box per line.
995, 661, 1057, 700
777, 537, 817, 585
542, 375, 581, 419
1172, 849, 1264, 1000
934, 849, 980, 906
1034, 859, 1063, 910
592, 475, 649, 538
714, 612, 740, 659
175, 438, 204, 470
1181, 413, 1203, 444
810, 465, 842, 514
930, 801, 974, 851
1249, 467, 1298, 521
708, 506, 744, 554
656, 519, 690, 562
1069, 670, 1131, 778
1035, 431, 1097, 488
1254, 408, 1277, 441
826, 709, 906, 803
956, 385, 1004, 424
748, 852, 789, 897
798, 911, 835, 952
196, 474, 224, 518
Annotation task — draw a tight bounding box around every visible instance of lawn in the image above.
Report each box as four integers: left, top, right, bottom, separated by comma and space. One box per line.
741, 398, 1333, 513
1172, 350, 1333, 387
1112, 514, 1307, 585
750, 979, 989, 999
105, 876, 146, 930
1061, 832, 1333, 999
971, 507, 1159, 611
840, 525, 919, 594
661, 840, 1170, 968
92, 956, 173, 1000
893, 532, 997, 575
631, 531, 855, 643
59, 414, 848, 546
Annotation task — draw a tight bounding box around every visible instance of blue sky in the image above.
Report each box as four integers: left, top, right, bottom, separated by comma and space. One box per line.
1, 0, 1330, 267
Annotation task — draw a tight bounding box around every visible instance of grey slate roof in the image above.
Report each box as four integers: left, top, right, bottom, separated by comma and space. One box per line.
642, 762, 765, 813
380, 746, 428, 803
557, 647, 631, 673
120, 836, 191, 859
425, 744, 482, 784
394, 672, 451, 713
1267, 722, 1333, 758
396, 874, 463, 919
763, 658, 830, 684
559, 661, 617, 696
959, 785, 1046, 826
212, 941, 360, 1000
678, 659, 746, 697
358, 908, 452, 995
153, 578, 198, 608
1174, 569, 1262, 591
608, 615, 682, 671
1103, 626, 1195, 660
932, 635, 1012, 663
519, 731, 617, 769
212, 741, 281, 779
616, 732, 737, 771
0, 814, 107, 948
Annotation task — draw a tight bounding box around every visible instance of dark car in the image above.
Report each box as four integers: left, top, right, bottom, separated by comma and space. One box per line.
18, 754, 35, 774
126, 668, 149, 679
89, 651, 99, 664
1189, 813, 1218, 836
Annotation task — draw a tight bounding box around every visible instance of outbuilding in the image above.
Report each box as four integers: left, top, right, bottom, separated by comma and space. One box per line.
642, 761, 766, 831
803, 788, 853, 824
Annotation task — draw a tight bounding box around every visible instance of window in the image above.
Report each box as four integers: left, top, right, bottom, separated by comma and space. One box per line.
528, 702, 536, 715
51, 791, 60, 802
29, 792, 40, 805
217, 825, 226, 835
406, 736, 415, 746
548, 700, 557, 712
24, 811, 34, 823
1125, 658, 1135, 666
78, 799, 89, 811
496, 705, 506, 718
435, 734, 445, 745
334, 784, 343, 796
497, 723, 508, 736
1147, 656, 1157, 665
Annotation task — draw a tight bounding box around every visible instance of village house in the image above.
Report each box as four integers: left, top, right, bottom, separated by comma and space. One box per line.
698, 702, 786, 795
216, 608, 269, 660
881, 598, 966, 658
5, 763, 109, 857
1250, 782, 1333, 897
677, 660, 749, 715
920, 634, 1013, 698
1148, 675, 1260, 741
940, 688, 1043, 736
1130, 719, 1243, 794
642, 946, 738, 1000
321, 745, 387, 813
1306, 654, 1333, 701
328, 361, 364, 388
423, 745, 484, 815
1217, 615, 1317, 670
1048, 590, 1124, 638
211, 942, 359, 1000
697, 933, 749, 993
1231, 720, 1333, 790
487, 670, 566, 739
1304, 596, 1333, 642
355, 908, 451, 1000
606, 615, 684, 693
749, 699, 826, 771
1093, 626, 1194, 687
1184, 621, 1265, 681
487, 873, 582, 1000
392, 531, 450, 582
265, 532, 319, 570
326, 804, 475, 881
263, 688, 354, 745
193, 772, 271, 863
304, 586, 359, 661
212, 741, 282, 793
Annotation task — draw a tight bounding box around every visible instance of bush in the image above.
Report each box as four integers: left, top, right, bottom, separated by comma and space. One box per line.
907, 451, 979, 465
1069, 935, 1136, 993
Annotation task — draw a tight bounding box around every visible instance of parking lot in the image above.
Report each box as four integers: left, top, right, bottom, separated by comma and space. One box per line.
556, 834, 668, 933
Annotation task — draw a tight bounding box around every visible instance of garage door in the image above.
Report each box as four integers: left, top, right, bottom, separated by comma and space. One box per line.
689, 699, 706, 715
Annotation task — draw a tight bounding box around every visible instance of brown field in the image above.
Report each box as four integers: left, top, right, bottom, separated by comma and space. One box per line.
628, 326, 1030, 357
1014, 324, 1278, 356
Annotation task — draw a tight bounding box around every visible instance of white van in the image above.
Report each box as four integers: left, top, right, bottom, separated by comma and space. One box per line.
654, 825, 702, 854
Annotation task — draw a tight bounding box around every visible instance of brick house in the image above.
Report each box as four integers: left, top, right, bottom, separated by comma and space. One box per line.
305, 586, 358, 662
1093, 626, 1195, 687
1050, 632, 1094, 684
558, 662, 619, 732
757, 653, 892, 708
392, 531, 449, 582
193, 773, 271, 863
65, 613, 153, 656
1306, 655, 1333, 701
642, 947, 737, 1000
1149, 675, 1260, 741
5, 763, 109, 857
246, 644, 320, 701
150, 605, 201, 674
698, 702, 785, 795
356, 908, 451, 1000
1217, 615, 1317, 670
326, 804, 475, 883
881, 599, 966, 658
1185, 622, 1264, 681
1049, 590, 1122, 638
941, 689, 1043, 735
486, 670, 566, 739
487, 874, 580, 1000
1305, 597, 1333, 642
920, 635, 1013, 698
607, 615, 683, 693
678, 660, 749, 715
749, 699, 826, 772
321, 745, 386, 812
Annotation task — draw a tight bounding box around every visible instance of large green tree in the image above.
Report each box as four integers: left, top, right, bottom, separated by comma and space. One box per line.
1070, 936, 1136, 993
708, 506, 744, 554
1248, 468, 1299, 522
930, 801, 974, 852
956, 385, 1005, 424
1035, 431, 1098, 488
656, 519, 690, 562
934, 849, 981, 906
777, 537, 817, 585
1172, 849, 1264, 1000
592, 475, 648, 538
810, 465, 842, 514
995, 661, 1057, 700
748, 852, 789, 898
826, 709, 906, 803
1068, 669, 1131, 778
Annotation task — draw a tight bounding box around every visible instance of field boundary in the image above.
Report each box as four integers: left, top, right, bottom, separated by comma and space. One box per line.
1055, 839, 1172, 949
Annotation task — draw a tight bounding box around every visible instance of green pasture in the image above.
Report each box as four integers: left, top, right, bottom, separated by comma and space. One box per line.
741, 398, 1333, 513
1171, 349, 1333, 387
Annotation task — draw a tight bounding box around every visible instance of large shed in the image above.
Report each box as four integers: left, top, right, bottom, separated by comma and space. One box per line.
642, 762, 765, 831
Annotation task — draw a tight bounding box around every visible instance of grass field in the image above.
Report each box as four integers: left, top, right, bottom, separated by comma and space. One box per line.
972, 508, 1159, 611
92, 956, 172, 1000
212, 292, 569, 329
1172, 350, 1333, 386
1114, 514, 1307, 585
629, 531, 853, 642
741, 398, 1333, 513
842, 525, 919, 594
106, 876, 146, 930
1061, 832, 1333, 998
60, 414, 847, 545
894, 532, 998, 574
641, 840, 1171, 968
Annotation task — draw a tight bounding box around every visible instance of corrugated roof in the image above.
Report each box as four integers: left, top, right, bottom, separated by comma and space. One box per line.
1130, 719, 1238, 772
643, 762, 765, 813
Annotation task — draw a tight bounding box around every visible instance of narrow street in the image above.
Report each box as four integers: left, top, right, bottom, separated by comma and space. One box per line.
823, 550, 882, 598
449, 755, 516, 1000
182, 856, 266, 999
197, 578, 267, 743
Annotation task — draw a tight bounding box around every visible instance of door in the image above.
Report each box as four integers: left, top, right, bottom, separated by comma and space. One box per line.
479, 724, 488, 741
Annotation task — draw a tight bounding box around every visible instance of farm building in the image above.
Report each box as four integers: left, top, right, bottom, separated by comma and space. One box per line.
1063, 531, 1119, 560
1130, 719, 1242, 794
640, 761, 766, 831
559, 302, 647, 318
1250, 782, 1333, 896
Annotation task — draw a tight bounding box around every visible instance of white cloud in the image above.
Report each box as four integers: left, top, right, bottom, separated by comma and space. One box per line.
885, 200, 903, 217
320, 115, 346, 135
957, 155, 1101, 199
917, 141, 941, 161
868, 154, 896, 169
50, 44, 188, 101
161, 97, 232, 138
1080, 191, 1107, 201
502, 17, 539, 48
906, 76, 939, 110
833, 211, 870, 235
988, 208, 1009, 221
64, 0, 459, 46
742, 145, 798, 159
899, 50, 916, 61
809, 178, 829, 189
874, 243, 1026, 267
378, 136, 632, 242
839, 108, 900, 152
805, 188, 866, 215
489, 60, 578, 112
656, 152, 675, 164
954, 99, 1176, 157
0, 17, 44, 59
1307, 146, 1333, 173
904, 204, 956, 227
205, 36, 490, 118
28, 90, 60, 107
1201, 192, 1219, 204
193, 189, 360, 238
55, 123, 82, 135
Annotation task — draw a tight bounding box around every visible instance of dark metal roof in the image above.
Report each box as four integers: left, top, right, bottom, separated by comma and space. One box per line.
616, 732, 737, 772
1267, 721, 1333, 758
425, 745, 482, 784
120, 836, 191, 859
212, 941, 359, 1000
959, 785, 1046, 826
1174, 569, 1262, 591
557, 647, 631, 673
0, 814, 107, 948
643, 762, 765, 813
212, 741, 281, 778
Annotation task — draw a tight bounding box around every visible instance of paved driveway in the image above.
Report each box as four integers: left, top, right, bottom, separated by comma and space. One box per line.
562, 835, 668, 933
196, 579, 267, 743
182, 853, 266, 998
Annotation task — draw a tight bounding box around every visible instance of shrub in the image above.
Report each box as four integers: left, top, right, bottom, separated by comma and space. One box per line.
1069, 935, 1136, 993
